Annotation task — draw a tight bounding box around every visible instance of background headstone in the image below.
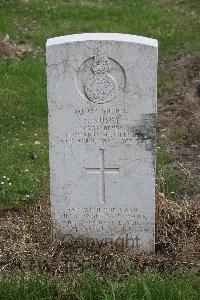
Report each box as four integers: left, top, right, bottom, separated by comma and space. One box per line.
46, 33, 158, 251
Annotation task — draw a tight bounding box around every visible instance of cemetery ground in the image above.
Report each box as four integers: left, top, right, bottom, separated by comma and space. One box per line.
0, 0, 199, 299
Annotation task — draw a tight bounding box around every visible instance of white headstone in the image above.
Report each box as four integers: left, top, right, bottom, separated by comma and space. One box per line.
46, 33, 158, 252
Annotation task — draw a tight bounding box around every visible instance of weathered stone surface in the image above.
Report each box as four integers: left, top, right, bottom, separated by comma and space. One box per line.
46, 33, 158, 251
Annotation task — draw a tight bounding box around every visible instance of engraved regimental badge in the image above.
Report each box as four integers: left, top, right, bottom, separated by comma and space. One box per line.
84, 55, 117, 104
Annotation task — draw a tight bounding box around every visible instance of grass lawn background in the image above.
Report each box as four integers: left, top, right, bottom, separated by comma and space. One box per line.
0, 0, 199, 299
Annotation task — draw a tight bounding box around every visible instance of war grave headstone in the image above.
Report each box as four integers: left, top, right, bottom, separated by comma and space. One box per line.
46, 33, 158, 251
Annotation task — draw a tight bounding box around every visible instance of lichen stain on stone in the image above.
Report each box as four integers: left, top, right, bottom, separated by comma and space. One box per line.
129, 113, 156, 152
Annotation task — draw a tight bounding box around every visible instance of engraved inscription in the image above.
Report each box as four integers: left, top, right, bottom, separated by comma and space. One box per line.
84, 55, 117, 104
61, 207, 150, 235
63, 108, 155, 147
85, 148, 119, 203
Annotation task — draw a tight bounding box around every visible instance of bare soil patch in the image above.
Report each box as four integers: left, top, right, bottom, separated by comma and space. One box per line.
0, 35, 32, 59
158, 54, 200, 199
0, 193, 199, 277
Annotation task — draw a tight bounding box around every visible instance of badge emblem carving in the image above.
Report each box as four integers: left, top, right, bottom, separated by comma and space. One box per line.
76, 53, 126, 104
84, 55, 117, 104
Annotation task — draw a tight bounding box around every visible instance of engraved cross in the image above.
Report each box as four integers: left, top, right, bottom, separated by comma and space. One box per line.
85, 148, 119, 204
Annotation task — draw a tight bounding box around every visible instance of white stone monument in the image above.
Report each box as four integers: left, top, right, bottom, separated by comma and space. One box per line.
46, 33, 158, 251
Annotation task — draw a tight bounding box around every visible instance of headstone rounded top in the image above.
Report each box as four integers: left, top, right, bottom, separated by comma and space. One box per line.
46, 33, 158, 48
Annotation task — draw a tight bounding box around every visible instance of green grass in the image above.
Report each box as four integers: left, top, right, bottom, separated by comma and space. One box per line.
0, 0, 199, 208
0, 55, 48, 208
0, 0, 199, 56
156, 150, 183, 196
156, 150, 198, 199
0, 270, 199, 300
